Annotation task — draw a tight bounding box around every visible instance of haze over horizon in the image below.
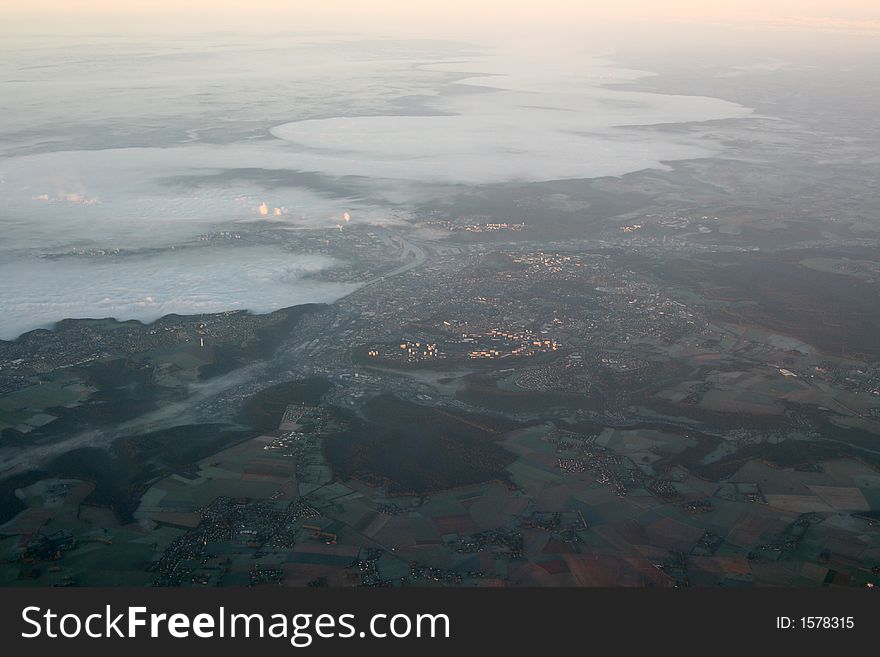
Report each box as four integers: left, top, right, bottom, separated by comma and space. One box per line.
4, 1, 880, 45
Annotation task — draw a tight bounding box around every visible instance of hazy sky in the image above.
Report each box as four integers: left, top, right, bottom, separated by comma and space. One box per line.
5, 1, 880, 37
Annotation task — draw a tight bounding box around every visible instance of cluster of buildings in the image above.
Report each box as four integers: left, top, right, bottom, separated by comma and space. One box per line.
352, 548, 388, 587
367, 340, 443, 364
450, 528, 524, 559
150, 496, 304, 586
464, 329, 560, 360
424, 217, 526, 233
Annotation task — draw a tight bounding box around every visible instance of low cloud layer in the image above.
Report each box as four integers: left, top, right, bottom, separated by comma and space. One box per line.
0, 247, 357, 340
0, 35, 753, 338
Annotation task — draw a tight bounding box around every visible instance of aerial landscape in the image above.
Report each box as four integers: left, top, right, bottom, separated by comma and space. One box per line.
2, 2, 880, 589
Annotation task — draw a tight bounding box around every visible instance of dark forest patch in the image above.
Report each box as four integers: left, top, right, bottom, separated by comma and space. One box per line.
239, 377, 333, 432
199, 304, 323, 379
325, 394, 519, 495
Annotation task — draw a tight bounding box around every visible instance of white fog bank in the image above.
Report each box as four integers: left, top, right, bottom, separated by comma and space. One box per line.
0, 248, 358, 340
0, 35, 755, 339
